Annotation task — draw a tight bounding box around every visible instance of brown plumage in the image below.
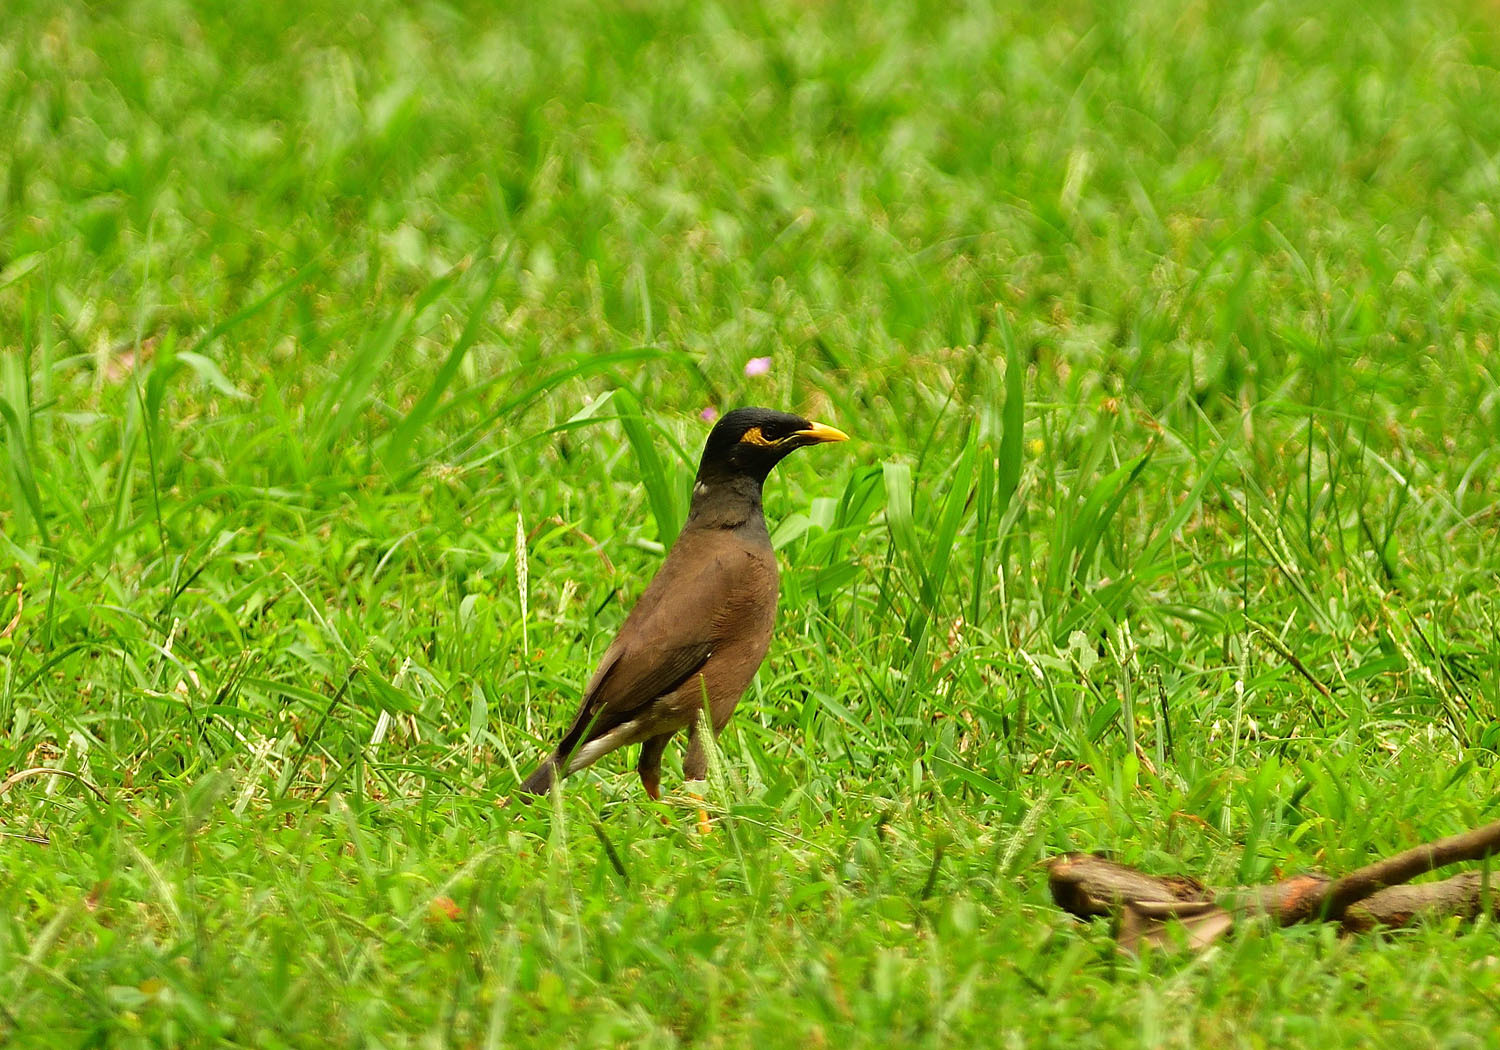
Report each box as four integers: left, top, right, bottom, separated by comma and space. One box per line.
518, 407, 848, 800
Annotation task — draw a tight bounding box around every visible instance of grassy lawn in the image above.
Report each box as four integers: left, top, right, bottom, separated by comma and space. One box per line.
5, 0, 1500, 1045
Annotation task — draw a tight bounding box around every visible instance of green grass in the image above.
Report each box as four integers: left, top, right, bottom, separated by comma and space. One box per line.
4, 0, 1500, 1045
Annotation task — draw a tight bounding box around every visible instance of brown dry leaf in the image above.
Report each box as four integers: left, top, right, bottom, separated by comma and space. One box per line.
1118, 901, 1235, 955
101, 336, 159, 383
85, 880, 110, 912
426, 895, 462, 923
1, 580, 22, 639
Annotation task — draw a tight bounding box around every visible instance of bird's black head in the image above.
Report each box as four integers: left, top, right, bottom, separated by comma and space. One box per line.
695, 407, 849, 484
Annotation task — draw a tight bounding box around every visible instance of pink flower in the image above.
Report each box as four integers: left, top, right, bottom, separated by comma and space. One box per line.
743, 356, 773, 377
700, 406, 719, 422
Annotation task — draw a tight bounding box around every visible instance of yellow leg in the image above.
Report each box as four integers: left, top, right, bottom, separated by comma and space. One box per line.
687, 788, 712, 835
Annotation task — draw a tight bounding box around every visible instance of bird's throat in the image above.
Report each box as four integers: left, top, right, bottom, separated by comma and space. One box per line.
687, 473, 766, 531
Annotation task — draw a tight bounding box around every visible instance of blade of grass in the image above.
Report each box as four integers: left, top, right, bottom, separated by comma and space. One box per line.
384, 254, 509, 468
614, 391, 687, 547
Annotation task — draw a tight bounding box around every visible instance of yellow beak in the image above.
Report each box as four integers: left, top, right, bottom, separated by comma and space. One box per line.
794, 421, 850, 444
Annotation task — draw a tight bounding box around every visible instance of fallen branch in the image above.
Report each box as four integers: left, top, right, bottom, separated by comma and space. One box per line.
1311, 819, 1500, 923
1342, 871, 1500, 933
1048, 819, 1500, 951
1046, 854, 1213, 916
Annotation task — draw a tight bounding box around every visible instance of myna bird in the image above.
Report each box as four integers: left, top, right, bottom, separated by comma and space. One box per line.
518, 407, 848, 803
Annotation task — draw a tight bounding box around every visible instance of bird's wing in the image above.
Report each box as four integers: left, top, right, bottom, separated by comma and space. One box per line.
549, 539, 761, 760
591, 640, 715, 718
548, 639, 712, 766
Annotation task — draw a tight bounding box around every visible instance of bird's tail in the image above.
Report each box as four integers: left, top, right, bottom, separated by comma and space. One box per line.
516, 755, 558, 799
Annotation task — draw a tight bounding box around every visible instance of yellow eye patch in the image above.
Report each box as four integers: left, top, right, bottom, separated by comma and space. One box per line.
738, 426, 780, 447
